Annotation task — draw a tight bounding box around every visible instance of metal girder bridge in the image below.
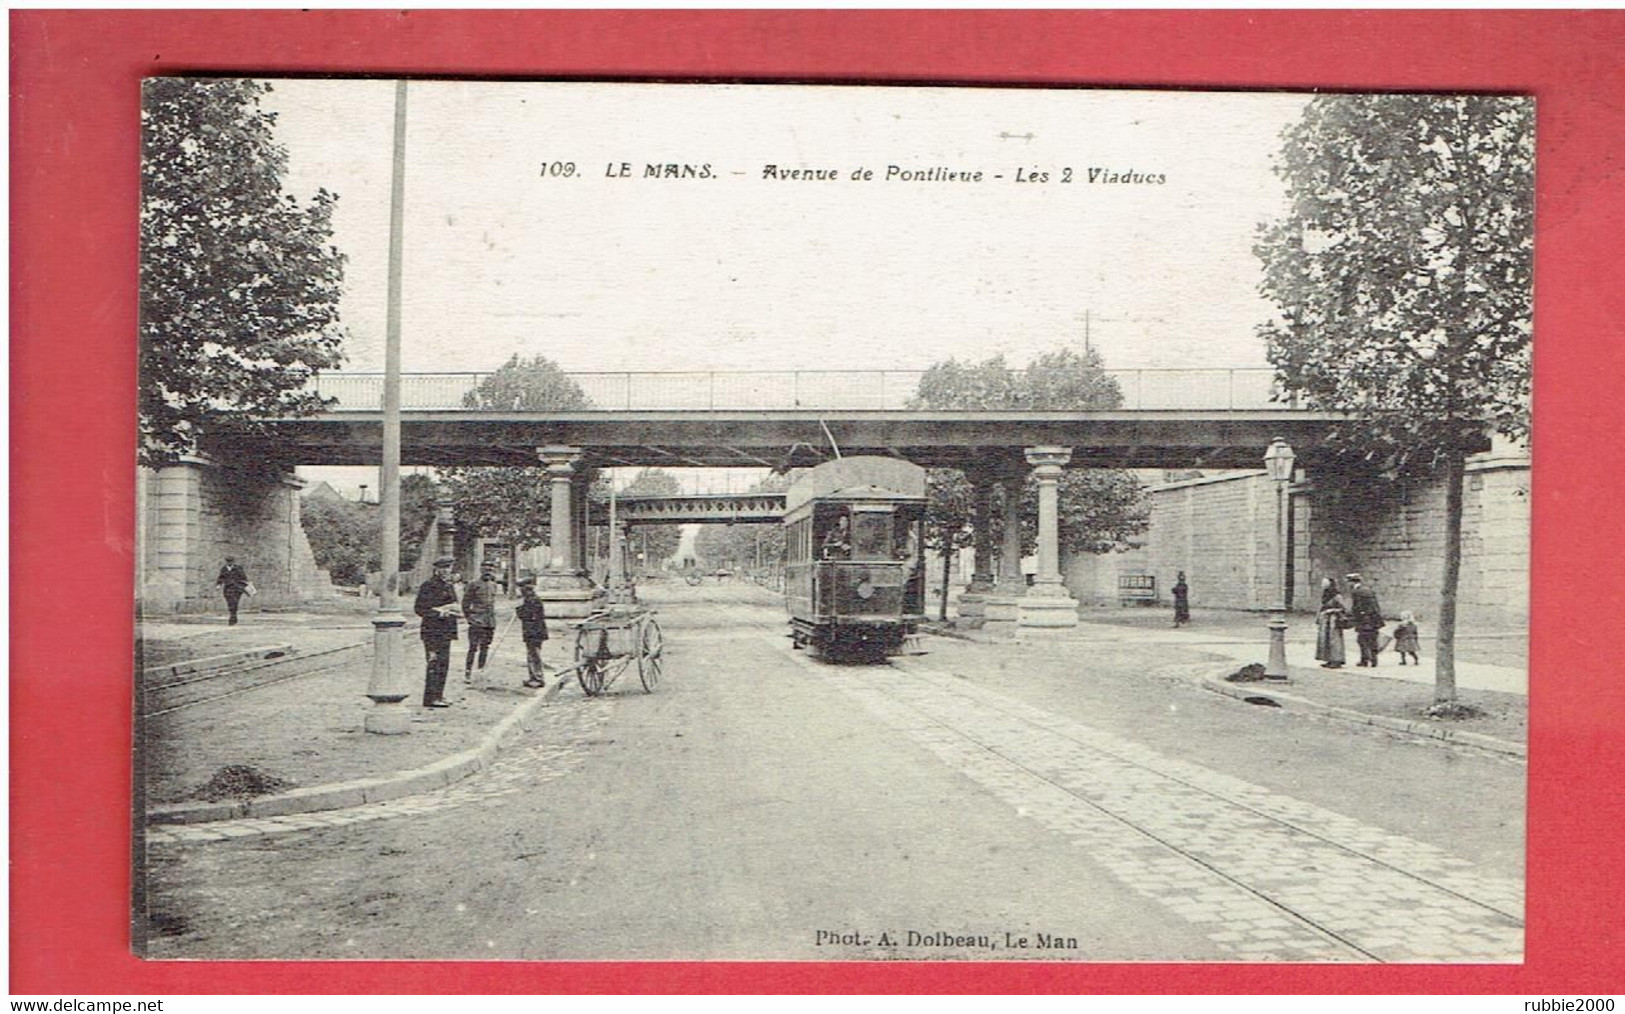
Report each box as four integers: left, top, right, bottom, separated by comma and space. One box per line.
588, 492, 785, 526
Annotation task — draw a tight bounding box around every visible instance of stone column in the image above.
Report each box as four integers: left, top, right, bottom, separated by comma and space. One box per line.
955, 475, 997, 627
533, 446, 604, 618
984, 472, 1027, 637
1019, 447, 1080, 629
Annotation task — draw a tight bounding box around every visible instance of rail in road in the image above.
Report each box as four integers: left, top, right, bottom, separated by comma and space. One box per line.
678, 589, 1522, 963
143, 642, 370, 718
310, 367, 1291, 413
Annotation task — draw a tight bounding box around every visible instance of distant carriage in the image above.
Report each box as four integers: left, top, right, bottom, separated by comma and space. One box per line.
783, 456, 928, 658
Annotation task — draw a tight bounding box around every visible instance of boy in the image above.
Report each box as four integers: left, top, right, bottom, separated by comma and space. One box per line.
516, 576, 550, 688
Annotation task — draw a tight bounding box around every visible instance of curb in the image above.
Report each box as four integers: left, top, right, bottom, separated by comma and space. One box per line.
1200, 672, 1527, 760
146, 684, 561, 826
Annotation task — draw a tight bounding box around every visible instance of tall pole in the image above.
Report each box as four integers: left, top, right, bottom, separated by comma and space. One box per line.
366, 80, 411, 734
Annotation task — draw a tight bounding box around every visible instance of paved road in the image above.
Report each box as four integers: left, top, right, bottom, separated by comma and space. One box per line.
142, 583, 1523, 962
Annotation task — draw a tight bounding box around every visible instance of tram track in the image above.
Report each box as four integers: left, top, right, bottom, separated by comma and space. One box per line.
888, 655, 1523, 924
763, 630, 1519, 962
143, 640, 371, 719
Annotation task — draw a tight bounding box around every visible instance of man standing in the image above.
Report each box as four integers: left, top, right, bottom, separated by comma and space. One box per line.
461, 562, 501, 683
515, 576, 550, 688
1349, 572, 1385, 668
215, 556, 249, 626
414, 556, 460, 708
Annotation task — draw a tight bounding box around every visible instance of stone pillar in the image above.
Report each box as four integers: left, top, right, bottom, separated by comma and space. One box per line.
542, 448, 576, 572
1019, 447, 1080, 629
955, 475, 997, 627
533, 446, 604, 618
984, 473, 1027, 637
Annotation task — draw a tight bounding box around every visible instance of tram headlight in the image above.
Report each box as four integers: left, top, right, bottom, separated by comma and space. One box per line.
856, 579, 876, 600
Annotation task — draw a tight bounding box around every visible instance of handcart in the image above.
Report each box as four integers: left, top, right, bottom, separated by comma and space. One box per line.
567, 607, 664, 696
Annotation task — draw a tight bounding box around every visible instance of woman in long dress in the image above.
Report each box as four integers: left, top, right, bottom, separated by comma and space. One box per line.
1172, 572, 1190, 627
1314, 577, 1347, 669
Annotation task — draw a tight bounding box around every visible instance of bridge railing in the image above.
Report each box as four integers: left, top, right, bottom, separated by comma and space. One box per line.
310, 367, 1289, 412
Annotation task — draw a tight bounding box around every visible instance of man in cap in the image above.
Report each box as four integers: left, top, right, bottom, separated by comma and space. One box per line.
515, 575, 550, 688
461, 561, 502, 682
413, 556, 460, 708
1348, 572, 1385, 667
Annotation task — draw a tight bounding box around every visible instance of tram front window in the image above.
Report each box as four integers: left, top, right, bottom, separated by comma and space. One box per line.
850, 511, 893, 561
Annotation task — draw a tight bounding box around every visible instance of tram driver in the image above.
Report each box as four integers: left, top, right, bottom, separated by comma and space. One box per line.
821, 515, 851, 559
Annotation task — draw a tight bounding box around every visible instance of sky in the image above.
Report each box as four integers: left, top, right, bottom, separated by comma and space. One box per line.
261, 80, 1309, 378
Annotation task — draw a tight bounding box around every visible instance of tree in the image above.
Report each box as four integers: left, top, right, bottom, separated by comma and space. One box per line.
300, 498, 377, 586
140, 79, 346, 466
1255, 94, 1533, 708
399, 473, 441, 571
909, 350, 1149, 590
462, 353, 595, 411
438, 356, 596, 548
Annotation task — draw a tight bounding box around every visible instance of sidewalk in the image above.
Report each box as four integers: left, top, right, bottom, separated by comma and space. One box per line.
142, 607, 572, 825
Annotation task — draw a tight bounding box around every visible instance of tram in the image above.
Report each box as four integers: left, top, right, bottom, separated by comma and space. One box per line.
783, 456, 928, 658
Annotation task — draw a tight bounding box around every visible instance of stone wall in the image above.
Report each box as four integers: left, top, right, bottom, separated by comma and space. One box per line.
1127, 450, 1529, 629
139, 459, 334, 614
1142, 472, 1281, 613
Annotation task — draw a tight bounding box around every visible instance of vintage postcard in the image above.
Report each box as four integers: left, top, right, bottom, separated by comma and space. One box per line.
135, 79, 1531, 962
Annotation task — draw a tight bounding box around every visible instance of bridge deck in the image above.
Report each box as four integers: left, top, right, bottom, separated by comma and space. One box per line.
245, 408, 1370, 470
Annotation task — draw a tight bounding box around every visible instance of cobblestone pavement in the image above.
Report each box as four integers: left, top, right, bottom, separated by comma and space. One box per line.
792, 648, 1523, 963
144, 697, 615, 847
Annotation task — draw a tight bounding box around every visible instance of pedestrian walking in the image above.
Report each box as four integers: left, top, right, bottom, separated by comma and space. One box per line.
215, 557, 250, 626
515, 576, 550, 688
1394, 611, 1421, 666
1314, 577, 1347, 669
1348, 573, 1385, 668
414, 556, 460, 708
1172, 571, 1191, 627
462, 562, 501, 682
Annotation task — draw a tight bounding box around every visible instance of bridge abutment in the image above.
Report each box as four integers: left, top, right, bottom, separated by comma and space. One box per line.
138, 458, 332, 615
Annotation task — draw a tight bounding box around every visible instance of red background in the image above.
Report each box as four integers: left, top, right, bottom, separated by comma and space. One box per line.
11, 10, 1625, 994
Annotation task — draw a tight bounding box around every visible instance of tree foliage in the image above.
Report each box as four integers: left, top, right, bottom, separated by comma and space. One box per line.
440, 356, 595, 547
909, 350, 1147, 557
140, 79, 347, 466
1255, 94, 1533, 704
300, 498, 378, 586
299, 474, 440, 584
462, 354, 594, 411
1256, 94, 1533, 470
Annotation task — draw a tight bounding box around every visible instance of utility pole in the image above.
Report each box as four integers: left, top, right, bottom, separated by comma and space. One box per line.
365, 80, 410, 734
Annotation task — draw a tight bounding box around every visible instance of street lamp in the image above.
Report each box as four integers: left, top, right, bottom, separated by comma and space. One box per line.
1263, 437, 1296, 681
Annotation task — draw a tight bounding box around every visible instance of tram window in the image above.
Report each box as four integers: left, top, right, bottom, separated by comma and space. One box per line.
850, 511, 892, 561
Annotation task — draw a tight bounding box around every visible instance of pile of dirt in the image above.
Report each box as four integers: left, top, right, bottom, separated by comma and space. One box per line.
1224, 663, 1268, 683
187, 764, 294, 801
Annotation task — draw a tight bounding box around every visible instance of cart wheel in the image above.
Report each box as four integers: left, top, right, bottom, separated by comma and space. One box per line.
637, 618, 664, 693
575, 627, 606, 697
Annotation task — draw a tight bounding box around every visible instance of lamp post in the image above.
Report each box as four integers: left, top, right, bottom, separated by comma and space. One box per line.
1263, 437, 1295, 681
